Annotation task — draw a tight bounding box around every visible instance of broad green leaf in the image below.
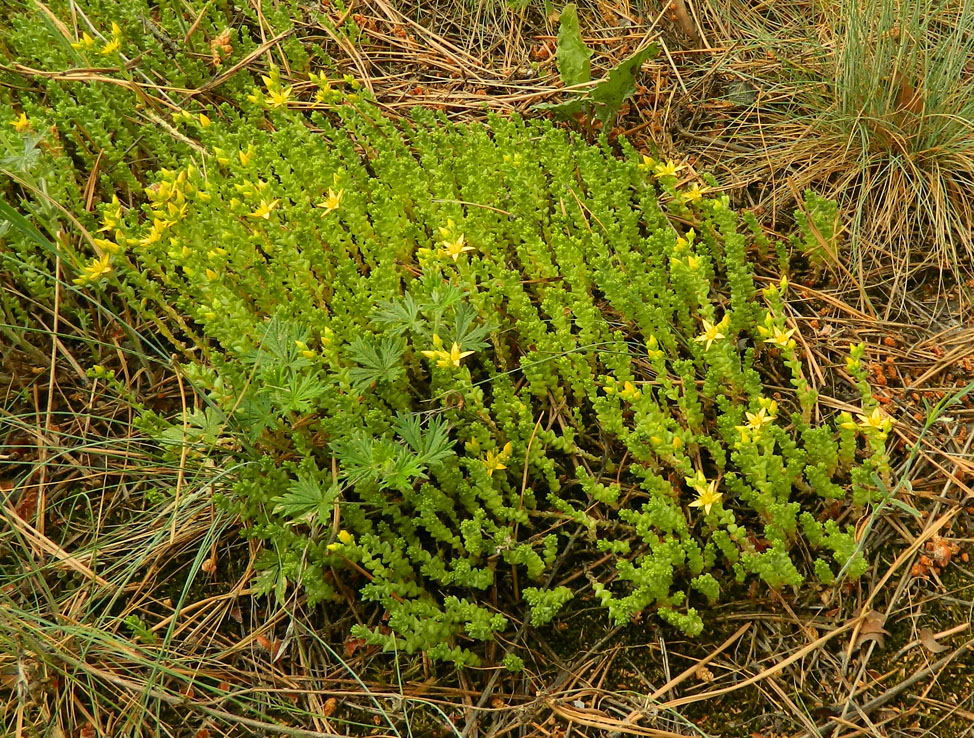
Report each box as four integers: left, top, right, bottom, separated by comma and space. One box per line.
590, 43, 659, 124
534, 98, 587, 120
556, 4, 592, 86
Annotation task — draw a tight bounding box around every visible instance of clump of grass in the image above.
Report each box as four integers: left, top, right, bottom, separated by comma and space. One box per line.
819, 0, 974, 295
720, 0, 974, 313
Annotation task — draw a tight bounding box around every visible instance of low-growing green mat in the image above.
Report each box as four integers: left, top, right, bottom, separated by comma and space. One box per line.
4, 1, 974, 735
57, 96, 893, 666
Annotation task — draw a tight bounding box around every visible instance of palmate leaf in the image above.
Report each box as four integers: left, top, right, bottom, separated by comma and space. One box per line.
392, 413, 455, 466
450, 302, 493, 350
273, 472, 340, 523
156, 406, 227, 453
273, 372, 328, 414
425, 281, 466, 316
249, 315, 310, 366
556, 4, 592, 87
374, 293, 425, 335
331, 433, 427, 491
347, 335, 406, 389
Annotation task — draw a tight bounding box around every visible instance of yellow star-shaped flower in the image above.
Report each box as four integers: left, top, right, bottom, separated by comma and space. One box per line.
317, 188, 344, 214
653, 159, 684, 179
483, 443, 513, 477
858, 407, 894, 435
686, 471, 723, 515
441, 234, 474, 261
267, 86, 293, 108
73, 253, 113, 286
694, 318, 726, 351
680, 183, 707, 204
444, 341, 474, 367
247, 199, 279, 219
421, 334, 474, 369
764, 325, 797, 349
746, 408, 774, 430
10, 112, 29, 132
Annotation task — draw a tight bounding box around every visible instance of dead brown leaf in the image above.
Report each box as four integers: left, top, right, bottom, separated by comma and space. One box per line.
918, 628, 949, 654
854, 611, 889, 650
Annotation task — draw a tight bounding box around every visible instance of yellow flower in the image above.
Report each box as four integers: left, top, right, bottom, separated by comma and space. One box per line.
73, 254, 113, 286
238, 146, 255, 166
735, 407, 774, 444
99, 195, 123, 232
619, 381, 641, 401
746, 408, 774, 431
680, 182, 706, 204
100, 22, 122, 54
483, 443, 513, 477
686, 471, 722, 514
294, 340, 316, 359
199, 113, 211, 127
421, 334, 474, 368
858, 407, 894, 435
93, 237, 122, 254
267, 86, 292, 108
10, 112, 29, 132
316, 188, 344, 214
327, 529, 354, 551
764, 325, 797, 349
653, 159, 684, 179
757, 397, 779, 416
441, 234, 474, 261
638, 155, 656, 171
445, 341, 474, 367
138, 219, 168, 247
247, 199, 279, 219
694, 318, 726, 351
71, 32, 95, 50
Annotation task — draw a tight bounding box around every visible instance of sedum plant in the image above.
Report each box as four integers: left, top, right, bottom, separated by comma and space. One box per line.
86, 98, 892, 665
